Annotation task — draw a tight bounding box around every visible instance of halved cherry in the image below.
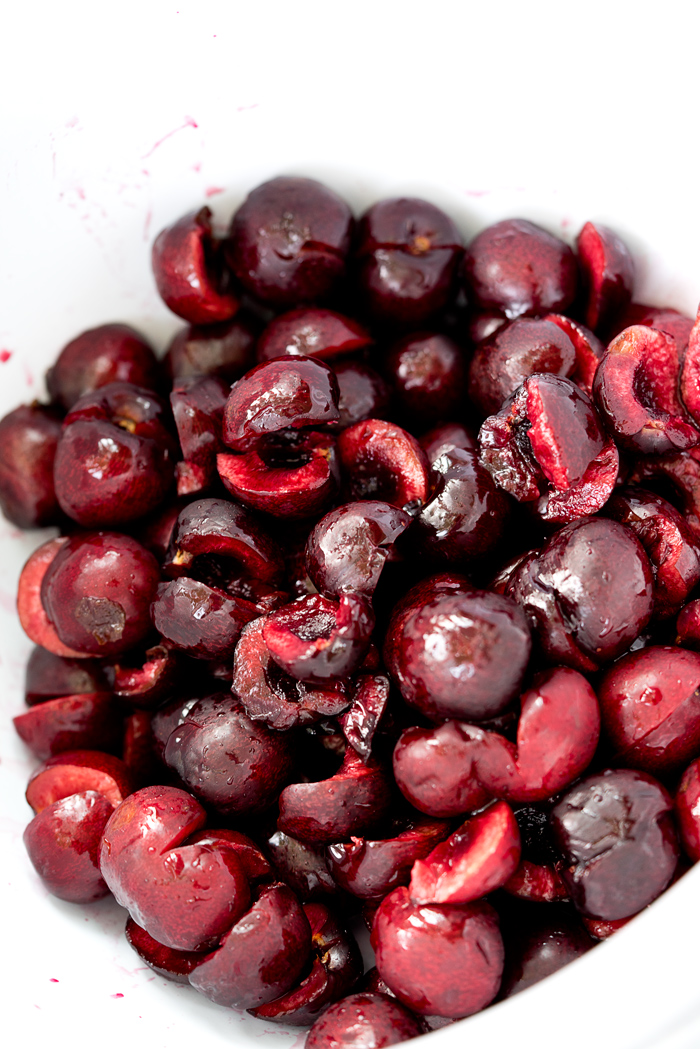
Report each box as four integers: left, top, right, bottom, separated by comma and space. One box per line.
278, 750, 393, 845
218, 431, 339, 519
26, 749, 134, 813
14, 693, 122, 760
249, 902, 363, 1025
152, 207, 239, 324
338, 419, 430, 510
257, 307, 372, 362
409, 801, 520, 905
17, 538, 86, 657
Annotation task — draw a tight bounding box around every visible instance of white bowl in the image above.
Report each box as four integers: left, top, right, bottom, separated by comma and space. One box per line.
3, 6, 700, 1048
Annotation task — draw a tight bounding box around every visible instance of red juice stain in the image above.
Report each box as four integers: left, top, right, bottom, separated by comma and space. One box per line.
142, 117, 199, 159
205, 186, 225, 198
50, 978, 59, 983
0, 350, 12, 363
111, 993, 124, 999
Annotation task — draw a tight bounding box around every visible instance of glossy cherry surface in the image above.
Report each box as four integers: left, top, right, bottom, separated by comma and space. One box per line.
371, 887, 504, 1017
464, 218, 578, 318
227, 176, 353, 307
551, 768, 679, 920
0, 403, 62, 528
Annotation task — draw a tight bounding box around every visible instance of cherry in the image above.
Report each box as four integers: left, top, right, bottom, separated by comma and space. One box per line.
479, 373, 618, 524
26, 750, 134, 812
602, 486, 700, 619
188, 882, 312, 1009
125, 918, 207, 985
383, 333, 466, 424
333, 360, 393, 430
592, 324, 700, 453
13, 693, 122, 760
47, 323, 161, 411
675, 757, 700, 862
306, 500, 413, 599
158, 692, 293, 816
409, 801, 521, 905
170, 375, 228, 495
232, 616, 350, 730
165, 312, 257, 383
24, 646, 108, 705
257, 307, 372, 362
385, 587, 531, 722
278, 749, 393, 845
576, 221, 635, 334
23, 790, 114, 903
218, 430, 340, 519
412, 447, 510, 566
54, 382, 175, 527
339, 674, 390, 761
551, 768, 679, 920
223, 355, 339, 452
0, 403, 62, 528
326, 817, 451, 900
152, 207, 239, 324
338, 419, 430, 510
100, 785, 251, 951
598, 646, 700, 775
468, 317, 578, 417
499, 906, 593, 999
464, 218, 578, 319
263, 593, 374, 684
40, 531, 160, 658
507, 517, 654, 671
266, 830, 345, 902
227, 176, 353, 307
305, 993, 424, 1049
371, 887, 504, 1018
250, 902, 363, 1025
356, 197, 463, 325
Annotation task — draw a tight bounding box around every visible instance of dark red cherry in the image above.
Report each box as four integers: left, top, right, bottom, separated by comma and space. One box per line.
189, 882, 312, 1009
371, 887, 503, 1018
47, 323, 161, 411
356, 197, 463, 325
227, 176, 353, 307
306, 500, 413, 599
305, 993, 424, 1049
464, 218, 578, 319
598, 646, 700, 775
23, 790, 114, 903
263, 592, 374, 683
576, 221, 635, 334
468, 317, 578, 417
413, 447, 510, 566
40, 531, 160, 658
165, 312, 258, 383
551, 768, 679, 920
592, 325, 699, 454
250, 902, 363, 1025
0, 403, 62, 528
338, 419, 430, 510
152, 206, 239, 324
54, 382, 175, 527
383, 332, 466, 424
507, 517, 654, 672
158, 693, 293, 816
257, 307, 372, 362
222, 356, 339, 453
386, 588, 531, 722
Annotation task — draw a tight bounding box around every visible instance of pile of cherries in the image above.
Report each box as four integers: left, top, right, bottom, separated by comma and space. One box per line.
5, 175, 700, 1048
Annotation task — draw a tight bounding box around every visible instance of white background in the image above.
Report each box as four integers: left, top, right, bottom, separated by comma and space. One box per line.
2, 2, 700, 1046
